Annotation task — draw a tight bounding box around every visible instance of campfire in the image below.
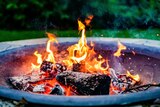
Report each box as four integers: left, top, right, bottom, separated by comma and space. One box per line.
8, 19, 159, 96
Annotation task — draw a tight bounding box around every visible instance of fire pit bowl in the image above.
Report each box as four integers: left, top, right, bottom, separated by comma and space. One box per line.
0, 38, 160, 106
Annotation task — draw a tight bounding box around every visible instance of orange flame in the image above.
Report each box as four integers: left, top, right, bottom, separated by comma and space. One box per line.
85, 15, 94, 26
65, 87, 71, 96
126, 71, 140, 82
29, 18, 142, 95
63, 20, 109, 74
114, 41, 126, 57
85, 55, 109, 74
67, 20, 88, 63
31, 32, 57, 71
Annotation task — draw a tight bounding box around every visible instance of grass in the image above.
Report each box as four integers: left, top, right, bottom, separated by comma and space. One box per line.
0, 29, 159, 42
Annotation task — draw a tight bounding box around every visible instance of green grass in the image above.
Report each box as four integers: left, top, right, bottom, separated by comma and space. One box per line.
0, 29, 159, 42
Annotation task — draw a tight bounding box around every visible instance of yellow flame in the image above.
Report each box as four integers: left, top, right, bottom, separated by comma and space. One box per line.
46, 32, 58, 63
114, 41, 126, 57
67, 20, 88, 63
126, 71, 140, 82
31, 51, 42, 70
78, 20, 85, 31
86, 55, 109, 74
31, 32, 57, 71
63, 20, 109, 74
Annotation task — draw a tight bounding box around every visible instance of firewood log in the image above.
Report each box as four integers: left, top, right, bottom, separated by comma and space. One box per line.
56, 71, 111, 95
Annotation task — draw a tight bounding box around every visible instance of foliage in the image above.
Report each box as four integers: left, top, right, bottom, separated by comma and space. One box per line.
0, 0, 160, 30
0, 29, 159, 42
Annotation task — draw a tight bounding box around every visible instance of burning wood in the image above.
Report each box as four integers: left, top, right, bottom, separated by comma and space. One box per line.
109, 68, 141, 94
7, 18, 155, 96
56, 71, 111, 95
40, 61, 54, 73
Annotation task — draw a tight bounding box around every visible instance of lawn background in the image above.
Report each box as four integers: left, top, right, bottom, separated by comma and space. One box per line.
0, 29, 159, 42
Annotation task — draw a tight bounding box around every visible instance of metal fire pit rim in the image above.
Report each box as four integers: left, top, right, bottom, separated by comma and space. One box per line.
0, 37, 160, 59
0, 37, 160, 52
0, 86, 159, 106
0, 38, 160, 106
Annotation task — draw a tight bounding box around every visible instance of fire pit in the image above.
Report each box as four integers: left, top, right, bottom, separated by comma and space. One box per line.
0, 37, 160, 106
0, 21, 160, 106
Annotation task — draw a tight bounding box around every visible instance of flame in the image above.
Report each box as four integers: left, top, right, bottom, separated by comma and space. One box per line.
31, 51, 42, 70
34, 51, 43, 64
85, 55, 109, 74
67, 20, 88, 63
85, 15, 94, 26
126, 71, 140, 82
31, 32, 57, 71
114, 41, 126, 57
29, 18, 142, 96
46, 32, 58, 63
65, 87, 71, 96
63, 20, 109, 74
78, 20, 85, 31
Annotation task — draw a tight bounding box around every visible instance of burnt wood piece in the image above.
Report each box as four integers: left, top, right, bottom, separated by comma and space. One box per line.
40, 61, 54, 72
56, 71, 111, 95
72, 63, 85, 72
122, 83, 160, 94
72, 63, 82, 72
40, 61, 67, 73
54, 63, 67, 73
50, 84, 65, 95
8, 74, 48, 92
8, 75, 36, 91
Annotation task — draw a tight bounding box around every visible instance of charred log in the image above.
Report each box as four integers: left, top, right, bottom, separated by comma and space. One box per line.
40, 61, 67, 73
56, 71, 111, 95
8, 74, 50, 92
54, 63, 67, 73
40, 61, 54, 73
72, 63, 82, 72
122, 83, 160, 94
72, 63, 86, 72
40, 61, 67, 79
8, 75, 35, 91
50, 84, 65, 95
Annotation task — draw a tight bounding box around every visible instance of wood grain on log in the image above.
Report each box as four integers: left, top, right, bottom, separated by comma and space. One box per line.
56, 71, 111, 95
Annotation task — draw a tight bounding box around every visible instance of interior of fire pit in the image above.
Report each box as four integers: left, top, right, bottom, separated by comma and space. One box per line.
0, 40, 160, 95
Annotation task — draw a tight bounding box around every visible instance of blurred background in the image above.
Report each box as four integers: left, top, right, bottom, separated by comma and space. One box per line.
0, 0, 160, 41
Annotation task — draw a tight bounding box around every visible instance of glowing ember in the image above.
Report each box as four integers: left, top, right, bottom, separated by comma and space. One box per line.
65, 87, 71, 96
114, 41, 126, 57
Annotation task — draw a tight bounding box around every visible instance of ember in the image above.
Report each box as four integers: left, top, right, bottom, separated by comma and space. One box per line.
9, 18, 156, 96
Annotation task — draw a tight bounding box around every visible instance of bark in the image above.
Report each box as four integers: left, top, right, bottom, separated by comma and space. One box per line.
56, 71, 111, 95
